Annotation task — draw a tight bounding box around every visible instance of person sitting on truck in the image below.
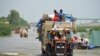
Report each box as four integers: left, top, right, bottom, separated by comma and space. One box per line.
58, 9, 65, 22
54, 32, 61, 40
37, 18, 43, 40
47, 31, 52, 40
62, 29, 74, 42
66, 14, 76, 22
37, 14, 49, 29
37, 14, 48, 41
52, 10, 59, 22
49, 30, 56, 40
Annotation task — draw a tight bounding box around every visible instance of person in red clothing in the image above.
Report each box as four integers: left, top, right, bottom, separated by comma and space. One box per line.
52, 10, 59, 22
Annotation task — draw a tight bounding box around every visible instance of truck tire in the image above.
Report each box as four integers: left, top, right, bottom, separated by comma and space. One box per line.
45, 51, 52, 56
24, 34, 28, 37
67, 49, 73, 56
67, 54, 73, 56
42, 49, 45, 54
20, 34, 23, 37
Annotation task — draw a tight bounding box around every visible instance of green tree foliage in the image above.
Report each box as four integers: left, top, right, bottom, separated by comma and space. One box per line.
7, 10, 29, 27
17, 18, 29, 26
0, 17, 11, 35
7, 10, 20, 25
0, 24, 11, 35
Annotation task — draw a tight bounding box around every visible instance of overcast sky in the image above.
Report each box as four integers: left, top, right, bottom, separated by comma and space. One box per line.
0, 0, 100, 22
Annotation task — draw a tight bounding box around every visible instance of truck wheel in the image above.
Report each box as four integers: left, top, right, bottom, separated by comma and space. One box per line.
20, 34, 23, 37
45, 51, 52, 56
52, 53, 57, 56
42, 49, 45, 54
24, 34, 28, 37
67, 54, 73, 56
67, 50, 73, 56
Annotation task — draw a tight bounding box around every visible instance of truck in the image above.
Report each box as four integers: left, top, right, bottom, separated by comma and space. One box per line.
38, 20, 76, 56
19, 27, 28, 37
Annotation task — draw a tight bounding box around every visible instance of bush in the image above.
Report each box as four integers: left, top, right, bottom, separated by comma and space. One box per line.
0, 24, 11, 35
76, 26, 100, 32
77, 26, 86, 32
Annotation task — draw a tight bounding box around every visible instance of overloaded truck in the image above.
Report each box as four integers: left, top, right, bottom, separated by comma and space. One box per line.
38, 20, 76, 56
37, 11, 76, 56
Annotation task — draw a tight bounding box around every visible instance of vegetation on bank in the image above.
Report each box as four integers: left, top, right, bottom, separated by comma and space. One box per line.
0, 10, 100, 36
0, 23, 11, 35
76, 26, 100, 32
0, 10, 29, 36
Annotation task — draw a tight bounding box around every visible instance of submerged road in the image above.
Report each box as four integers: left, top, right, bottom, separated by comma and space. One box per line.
0, 27, 100, 56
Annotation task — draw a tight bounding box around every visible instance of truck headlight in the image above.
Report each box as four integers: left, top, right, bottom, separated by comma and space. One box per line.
57, 46, 60, 48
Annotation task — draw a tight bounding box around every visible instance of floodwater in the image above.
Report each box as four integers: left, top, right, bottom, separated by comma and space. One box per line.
0, 27, 41, 56
74, 48, 100, 56
0, 27, 100, 56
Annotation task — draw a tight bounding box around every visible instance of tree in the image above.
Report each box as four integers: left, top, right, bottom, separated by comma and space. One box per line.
7, 10, 20, 25
7, 10, 29, 27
